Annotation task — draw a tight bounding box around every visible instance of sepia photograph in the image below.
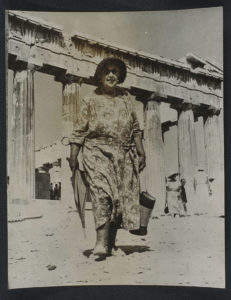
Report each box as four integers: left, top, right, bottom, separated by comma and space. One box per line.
6, 7, 224, 289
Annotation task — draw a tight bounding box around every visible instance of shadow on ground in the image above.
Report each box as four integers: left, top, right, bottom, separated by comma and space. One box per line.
83, 249, 94, 258
82, 245, 152, 258
119, 245, 152, 255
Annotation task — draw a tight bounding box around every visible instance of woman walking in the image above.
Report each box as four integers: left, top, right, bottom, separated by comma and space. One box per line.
68, 57, 146, 260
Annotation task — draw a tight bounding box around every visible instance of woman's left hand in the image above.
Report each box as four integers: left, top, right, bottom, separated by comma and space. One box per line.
139, 155, 146, 172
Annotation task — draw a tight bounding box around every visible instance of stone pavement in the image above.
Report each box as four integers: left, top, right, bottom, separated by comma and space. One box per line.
8, 200, 225, 289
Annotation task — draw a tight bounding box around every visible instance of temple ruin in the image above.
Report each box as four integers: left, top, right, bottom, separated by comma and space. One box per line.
6, 11, 224, 215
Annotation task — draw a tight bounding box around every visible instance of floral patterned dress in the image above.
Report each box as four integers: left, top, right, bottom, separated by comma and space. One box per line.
69, 87, 141, 230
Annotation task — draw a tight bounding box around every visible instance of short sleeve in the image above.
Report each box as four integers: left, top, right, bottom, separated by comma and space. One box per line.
69, 98, 90, 145
166, 182, 171, 191
131, 110, 142, 138
121, 90, 142, 139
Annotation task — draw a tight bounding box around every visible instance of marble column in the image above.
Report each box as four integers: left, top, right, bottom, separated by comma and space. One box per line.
219, 108, 224, 171
9, 68, 35, 203
203, 109, 222, 179
177, 103, 198, 180
143, 100, 165, 215
203, 109, 224, 215
61, 81, 82, 206
162, 122, 179, 178
177, 103, 198, 210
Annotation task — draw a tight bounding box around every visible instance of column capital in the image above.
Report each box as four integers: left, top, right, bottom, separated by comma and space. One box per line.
148, 91, 168, 102
55, 73, 83, 85
193, 103, 209, 118
170, 102, 193, 112
194, 104, 221, 119
129, 87, 152, 101
9, 54, 38, 73
130, 87, 168, 103
204, 106, 221, 119
211, 107, 221, 116
161, 120, 178, 133
12, 63, 37, 73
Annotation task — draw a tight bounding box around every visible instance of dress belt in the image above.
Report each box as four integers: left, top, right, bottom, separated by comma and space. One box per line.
84, 137, 135, 150
85, 137, 139, 175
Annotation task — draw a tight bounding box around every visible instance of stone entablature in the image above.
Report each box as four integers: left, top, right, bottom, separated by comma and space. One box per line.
7, 11, 222, 112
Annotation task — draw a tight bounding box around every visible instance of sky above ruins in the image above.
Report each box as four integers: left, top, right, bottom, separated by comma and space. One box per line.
27, 7, 223, 66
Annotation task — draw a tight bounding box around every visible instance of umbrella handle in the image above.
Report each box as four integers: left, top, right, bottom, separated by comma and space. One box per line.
67, 157, 80, 175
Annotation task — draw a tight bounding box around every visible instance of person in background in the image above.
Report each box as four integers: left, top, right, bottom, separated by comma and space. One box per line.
166, 173, 182, 218
54, 183, 59, 200
58, 182, 61, 200
180, 178, 187, 215
194, 168, 210, 215
50, 183, 54, 200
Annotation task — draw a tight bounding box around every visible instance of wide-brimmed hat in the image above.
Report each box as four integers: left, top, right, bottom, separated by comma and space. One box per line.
94, 57, 127, 85
168, 172, 179, 179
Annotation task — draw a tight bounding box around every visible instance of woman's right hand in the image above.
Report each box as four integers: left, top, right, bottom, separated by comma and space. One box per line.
67, 157, 79, 172
68, 143, 81, 172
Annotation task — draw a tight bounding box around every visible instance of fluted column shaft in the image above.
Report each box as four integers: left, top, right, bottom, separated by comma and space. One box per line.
61, 82, 81, 205
203, 110, 224, 215
143, 100, 165, 214
204, 111, 222, 179
177, 104, 197, 208
9, 69, 35, 203
177, 105, 197, 180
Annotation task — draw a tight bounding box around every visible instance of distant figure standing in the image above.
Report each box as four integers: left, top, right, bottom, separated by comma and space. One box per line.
208, 173, 224, 217
194, 168, 210, 215
58, 182, 61, 200
50, 183, 54, 200
54, 184, 59, 200
180, 178, 187, 215
166, 173, 182, 218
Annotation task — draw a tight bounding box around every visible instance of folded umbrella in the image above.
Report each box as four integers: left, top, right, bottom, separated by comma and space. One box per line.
70, 166, 88, 238
63, 138, 88, 238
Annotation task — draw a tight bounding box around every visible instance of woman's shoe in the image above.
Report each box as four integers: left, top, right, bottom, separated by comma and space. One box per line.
129, 226, 147, 236
92, 244, 108, 261
107, 246, 125, 257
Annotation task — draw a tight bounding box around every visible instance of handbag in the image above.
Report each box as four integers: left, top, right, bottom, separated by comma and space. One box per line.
130, 191, 156, 236
164, 189, 169, 214
164, 203, 169, 214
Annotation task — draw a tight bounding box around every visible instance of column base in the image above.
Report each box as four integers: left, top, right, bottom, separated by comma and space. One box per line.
8, 199, 43, 223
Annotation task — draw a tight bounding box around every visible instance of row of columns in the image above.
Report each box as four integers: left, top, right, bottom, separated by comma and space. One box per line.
144, 99, 223, 214
8, 67, 223, 216
8, 73, 83, 208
